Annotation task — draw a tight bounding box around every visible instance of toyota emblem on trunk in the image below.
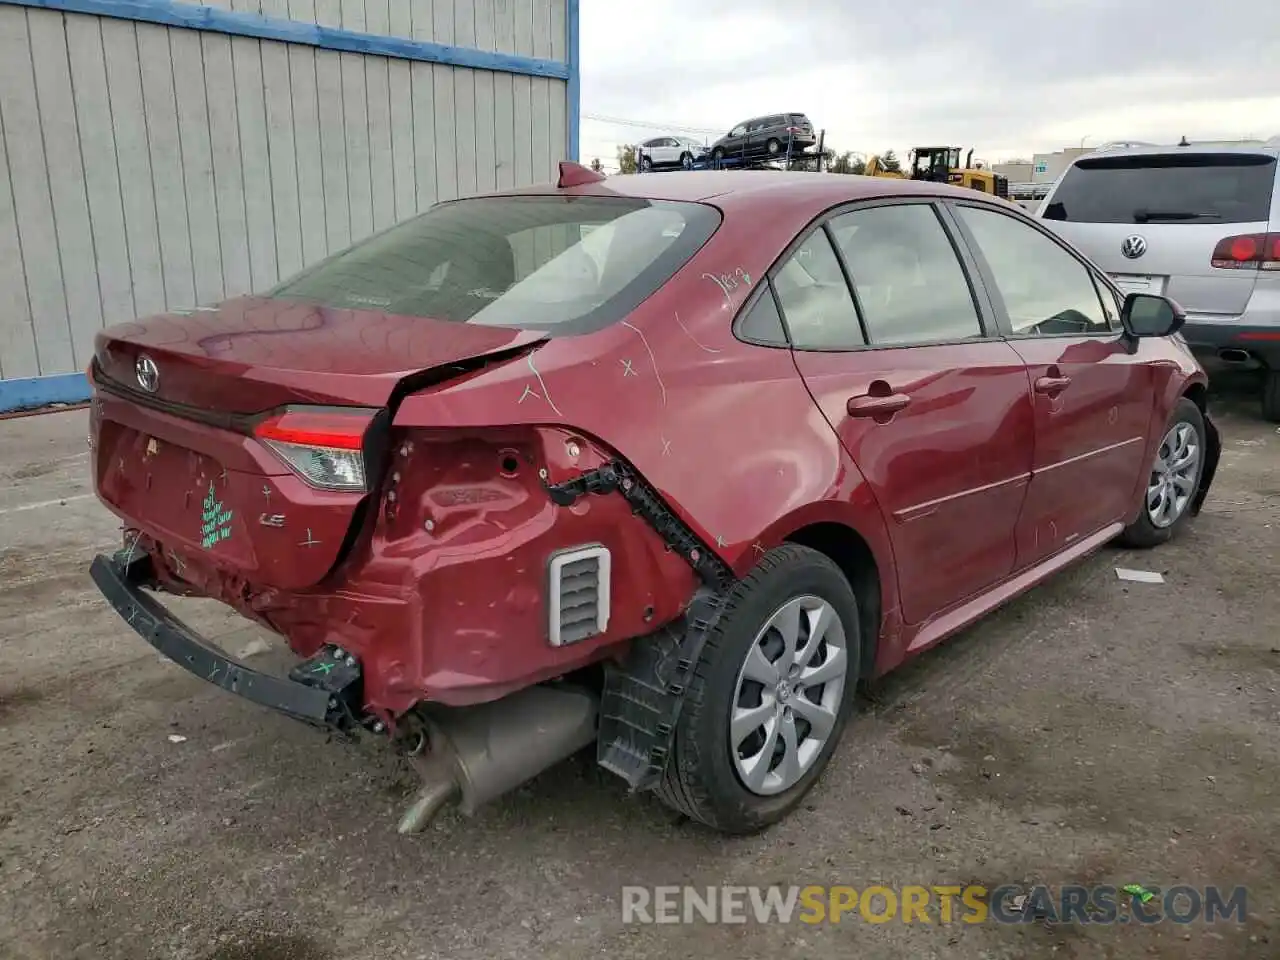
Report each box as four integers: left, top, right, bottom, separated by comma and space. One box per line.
135, 354, 159, 393
1121, 235, 1148, 259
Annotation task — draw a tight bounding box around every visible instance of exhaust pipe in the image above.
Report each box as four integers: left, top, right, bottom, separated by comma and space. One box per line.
1218, 348, 1253, 364
397, 684, 598, 834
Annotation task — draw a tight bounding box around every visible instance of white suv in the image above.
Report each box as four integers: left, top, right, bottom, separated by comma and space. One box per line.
637, 136, 707, 171
1037, 141, 1280, 420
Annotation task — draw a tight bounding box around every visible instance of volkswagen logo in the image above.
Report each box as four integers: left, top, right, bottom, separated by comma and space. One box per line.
135, 354, 159, 393
1121, 234, 1148, 259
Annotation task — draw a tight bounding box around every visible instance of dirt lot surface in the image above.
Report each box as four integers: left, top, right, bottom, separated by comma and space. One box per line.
1, 388, 1277, 960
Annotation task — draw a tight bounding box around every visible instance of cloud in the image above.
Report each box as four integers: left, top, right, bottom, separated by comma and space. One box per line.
580, 0, 1280, 164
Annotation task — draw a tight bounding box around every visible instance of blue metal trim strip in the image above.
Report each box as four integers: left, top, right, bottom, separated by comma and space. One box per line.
0, 0, 570, 80
0, 372, 91, 413
566, 0, 580, 161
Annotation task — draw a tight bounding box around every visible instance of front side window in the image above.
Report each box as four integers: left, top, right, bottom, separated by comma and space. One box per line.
269, 195, 720, 335
1093, 274, 1122, 328
956, 205, 1112, 336
828, 204, 984, 345
772, 230, 864, 350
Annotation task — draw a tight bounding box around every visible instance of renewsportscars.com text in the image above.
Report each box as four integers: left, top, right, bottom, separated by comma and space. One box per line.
621, 884, 1248, 925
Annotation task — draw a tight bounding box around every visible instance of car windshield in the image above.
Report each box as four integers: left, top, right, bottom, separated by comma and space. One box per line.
1042, 153, 1277, 224
268, 195, 721, 335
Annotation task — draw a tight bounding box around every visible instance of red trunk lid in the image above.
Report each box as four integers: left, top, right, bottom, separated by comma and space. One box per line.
90, 298, 545, 589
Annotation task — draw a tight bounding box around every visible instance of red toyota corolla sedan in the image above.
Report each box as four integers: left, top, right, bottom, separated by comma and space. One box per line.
87, 164, 1219, 836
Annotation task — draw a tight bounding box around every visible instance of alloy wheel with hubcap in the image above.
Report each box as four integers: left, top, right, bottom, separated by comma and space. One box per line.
730, 595, 848, 795
1118, 396, 1207, 549
1147, 421, 1200, 528
655, 544, 861, 834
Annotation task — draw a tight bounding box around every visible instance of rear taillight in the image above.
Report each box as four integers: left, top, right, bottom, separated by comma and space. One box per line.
254, 407, 376, 492
1210, 233, 1280, 271
785, 126, 803, 134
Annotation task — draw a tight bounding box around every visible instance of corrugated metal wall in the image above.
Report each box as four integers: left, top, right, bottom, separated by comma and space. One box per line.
0, 0, 574, 406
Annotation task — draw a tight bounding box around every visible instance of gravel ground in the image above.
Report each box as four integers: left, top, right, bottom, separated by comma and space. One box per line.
0, 385, 1276, 960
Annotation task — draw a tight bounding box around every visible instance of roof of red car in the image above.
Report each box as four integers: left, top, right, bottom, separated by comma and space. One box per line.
491, 169, 1017, 217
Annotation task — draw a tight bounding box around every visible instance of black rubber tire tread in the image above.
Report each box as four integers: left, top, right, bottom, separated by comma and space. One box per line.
1117, 396, 1206, 549
655, 544, 861, 834
1262, 370, 1280, 424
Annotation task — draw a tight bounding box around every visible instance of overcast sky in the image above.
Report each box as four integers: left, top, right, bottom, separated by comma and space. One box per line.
579, 0, 1280, 170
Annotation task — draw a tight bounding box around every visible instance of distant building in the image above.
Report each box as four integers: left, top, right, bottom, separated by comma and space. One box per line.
1030, 147, 1093, 183
992, 161, 1033, 183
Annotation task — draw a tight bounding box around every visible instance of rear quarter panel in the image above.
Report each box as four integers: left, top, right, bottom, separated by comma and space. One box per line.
391, 219, 903, 643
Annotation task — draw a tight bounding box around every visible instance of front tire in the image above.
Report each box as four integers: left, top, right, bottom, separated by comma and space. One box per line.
680, 151, 693, 170
1118, 397, 1206, 548
656, 545, 861, 834
767, 138, 782, 156
1262, 368, 1280, 423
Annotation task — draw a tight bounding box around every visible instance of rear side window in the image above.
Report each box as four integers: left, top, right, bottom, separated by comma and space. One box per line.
829, 204, 984, 345
736, 288, 788, 345
1043, 153, 1277, 224
772, 231, 864, 349
268, 196, 720, 335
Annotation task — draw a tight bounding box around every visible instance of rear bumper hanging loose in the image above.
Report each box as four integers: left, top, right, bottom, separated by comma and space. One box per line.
88, 551, 364, 731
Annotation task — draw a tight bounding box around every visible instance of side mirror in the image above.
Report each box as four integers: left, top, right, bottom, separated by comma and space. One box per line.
1121, 292, 1185, 339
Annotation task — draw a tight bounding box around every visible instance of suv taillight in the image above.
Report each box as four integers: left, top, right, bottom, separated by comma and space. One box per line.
254, 407, 376, 492
1210, 233, 1280, 271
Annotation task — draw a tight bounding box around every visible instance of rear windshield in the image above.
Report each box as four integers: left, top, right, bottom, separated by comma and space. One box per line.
268, 195, 720, 335
1042, 153, 1277, 224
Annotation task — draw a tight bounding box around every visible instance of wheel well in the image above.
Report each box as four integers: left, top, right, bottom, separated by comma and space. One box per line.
1183, 381, 1208, 412
784, 522, 881, 679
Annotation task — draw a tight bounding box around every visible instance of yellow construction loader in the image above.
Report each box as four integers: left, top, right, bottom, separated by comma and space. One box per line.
867, 146, 1009, 197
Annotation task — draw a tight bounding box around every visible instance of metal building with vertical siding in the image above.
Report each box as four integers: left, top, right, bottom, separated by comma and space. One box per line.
0, 0, 579, 412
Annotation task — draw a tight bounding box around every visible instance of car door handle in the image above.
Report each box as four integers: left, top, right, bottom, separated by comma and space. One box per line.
847, 393, 912, 418
1034, 375, 1072, 397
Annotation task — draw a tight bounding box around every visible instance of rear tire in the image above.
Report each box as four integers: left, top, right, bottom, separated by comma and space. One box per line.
1262, 369, 1280, 423
639, 155, 652, 172
711, 147, 725, 166
1117, 397, 1206, 548
656, 545, 861, 834
767, 138, 782, 155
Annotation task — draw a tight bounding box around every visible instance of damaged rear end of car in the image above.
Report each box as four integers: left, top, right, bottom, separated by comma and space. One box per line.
87, 180, 732, 831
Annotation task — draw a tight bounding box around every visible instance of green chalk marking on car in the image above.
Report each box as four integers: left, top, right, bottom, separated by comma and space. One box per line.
200, 483, 235, 549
